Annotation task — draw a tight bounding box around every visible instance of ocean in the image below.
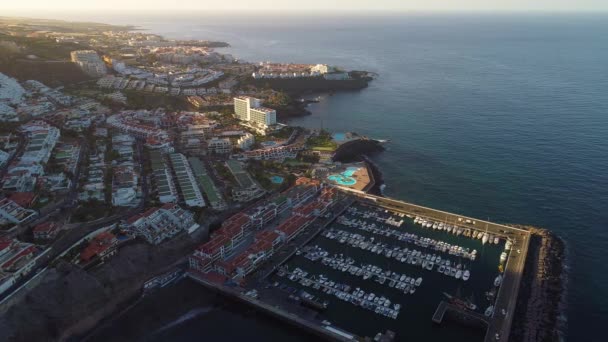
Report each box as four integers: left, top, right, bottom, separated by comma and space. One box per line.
42, 12, 608, 341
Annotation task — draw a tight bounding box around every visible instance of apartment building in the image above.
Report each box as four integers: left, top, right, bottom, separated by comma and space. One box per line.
70, 50, 107, 77
169, 153, 206, 208
126, 203, 199, 245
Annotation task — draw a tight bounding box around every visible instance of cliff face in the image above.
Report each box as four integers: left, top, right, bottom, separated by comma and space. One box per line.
509, 227, 567, 342
0, 234, 199, 342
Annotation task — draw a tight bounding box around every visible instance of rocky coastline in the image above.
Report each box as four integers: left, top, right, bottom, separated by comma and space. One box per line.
509, 226, 567, 342
332, 138, 385, 163
252, 74, 371, 93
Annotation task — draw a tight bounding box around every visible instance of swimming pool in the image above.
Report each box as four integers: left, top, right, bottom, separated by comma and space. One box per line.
271, 175, 284, 184
332, 132, 346, 142
327, 167, 360, 186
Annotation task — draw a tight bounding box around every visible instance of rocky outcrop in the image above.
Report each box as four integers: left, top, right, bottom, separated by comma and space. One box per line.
332, 139, 385, 163
252, 76, 370, 93
510, 227, 567, 342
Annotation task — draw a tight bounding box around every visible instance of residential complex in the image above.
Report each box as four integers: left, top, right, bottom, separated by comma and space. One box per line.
70, 50, 107, 77
32, 222, 60, 240
207, 137, 232, 155
2, 121, 60, 194
125, 203, 199, 245
169, 153, 206, 208
226, 160, 265, 202
106, 110, 174, 153
188, 157, 227, 211
0, 197, 36, 226
111, 134, 140, 207
0, 237, 40, 294
79, 231, 118, 263
251, 63, 333, 79
150, 150, 178, 204
188, 179, 334, 280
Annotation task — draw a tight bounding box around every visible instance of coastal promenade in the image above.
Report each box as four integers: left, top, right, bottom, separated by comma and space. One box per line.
345, 191, 530, 342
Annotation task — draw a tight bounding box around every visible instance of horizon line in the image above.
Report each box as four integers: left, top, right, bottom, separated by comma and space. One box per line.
3, 9, 608, 15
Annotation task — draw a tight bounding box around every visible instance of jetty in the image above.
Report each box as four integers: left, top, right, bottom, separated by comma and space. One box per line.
432, 300, 489, 325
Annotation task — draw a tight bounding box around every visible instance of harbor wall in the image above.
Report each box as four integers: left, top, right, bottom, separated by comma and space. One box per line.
508, 227, 567, 342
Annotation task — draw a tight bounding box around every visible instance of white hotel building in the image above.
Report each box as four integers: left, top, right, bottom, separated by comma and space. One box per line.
233, 97, 277, 128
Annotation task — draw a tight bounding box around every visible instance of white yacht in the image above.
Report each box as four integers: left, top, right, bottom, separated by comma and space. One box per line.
500, 252, 507, 262
462, 270, 470, 281
485, 305, 495, 317
494, 275, 503, 287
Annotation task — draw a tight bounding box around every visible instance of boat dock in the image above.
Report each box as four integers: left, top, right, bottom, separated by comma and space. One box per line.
432, 301, 449, 323
432, 300, 489, 326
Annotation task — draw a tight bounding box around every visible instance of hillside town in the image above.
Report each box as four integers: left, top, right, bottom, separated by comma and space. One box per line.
0, 19, 376, 305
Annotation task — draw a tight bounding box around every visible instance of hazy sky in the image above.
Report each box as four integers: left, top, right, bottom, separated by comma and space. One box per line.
3, 0, 608, 12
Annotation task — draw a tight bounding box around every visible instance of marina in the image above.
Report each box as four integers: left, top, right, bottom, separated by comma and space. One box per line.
186, 192, 531, 342
266, 200, 517, 340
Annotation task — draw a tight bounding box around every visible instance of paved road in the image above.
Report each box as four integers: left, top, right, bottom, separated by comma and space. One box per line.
486, 230, 529, 342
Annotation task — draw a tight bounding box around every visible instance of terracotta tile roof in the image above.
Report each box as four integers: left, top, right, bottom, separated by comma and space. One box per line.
7, 192, 36, 207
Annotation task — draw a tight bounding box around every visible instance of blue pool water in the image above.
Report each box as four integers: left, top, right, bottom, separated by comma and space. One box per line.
332, 133, 346, 142
343, 167, 360, 177
271, 176, 284, 184
328, 167, 360, 186
261, 141, 278, 147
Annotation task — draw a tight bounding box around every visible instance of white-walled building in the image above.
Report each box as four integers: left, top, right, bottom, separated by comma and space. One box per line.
70, 50, 107, 77
169, 153, 206, 208
0, 73, 25, 105
236, 133, 255, 150
233, 96, 277, 128
207, 138, 232, 155
126, 203, 199, 245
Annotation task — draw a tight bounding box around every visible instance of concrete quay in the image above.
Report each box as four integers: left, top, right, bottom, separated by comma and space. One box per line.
187, 271, 357, 342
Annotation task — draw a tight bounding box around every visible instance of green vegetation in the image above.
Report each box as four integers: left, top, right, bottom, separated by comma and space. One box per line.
0, 33, 85, 60
213, 162, 236, 183
246, 160, 291, 191
265, 91, 292, 108
307, 130, 338, 150
71, 200, 110, 222
268, 126, 296, 139
0, 122, 21, 134
0, 33, 93, 86
123, 90, 187, 111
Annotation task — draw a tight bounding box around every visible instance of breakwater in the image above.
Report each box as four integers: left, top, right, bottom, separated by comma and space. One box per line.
509, 227, 567, 342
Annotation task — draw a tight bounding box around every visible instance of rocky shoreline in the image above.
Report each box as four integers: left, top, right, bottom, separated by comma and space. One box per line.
332, 138, 385, 163
509, 226, 567, 342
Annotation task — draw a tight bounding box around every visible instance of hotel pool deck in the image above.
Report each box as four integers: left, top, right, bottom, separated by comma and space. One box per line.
325, 164, 371, 191
328, 167, 360, 186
